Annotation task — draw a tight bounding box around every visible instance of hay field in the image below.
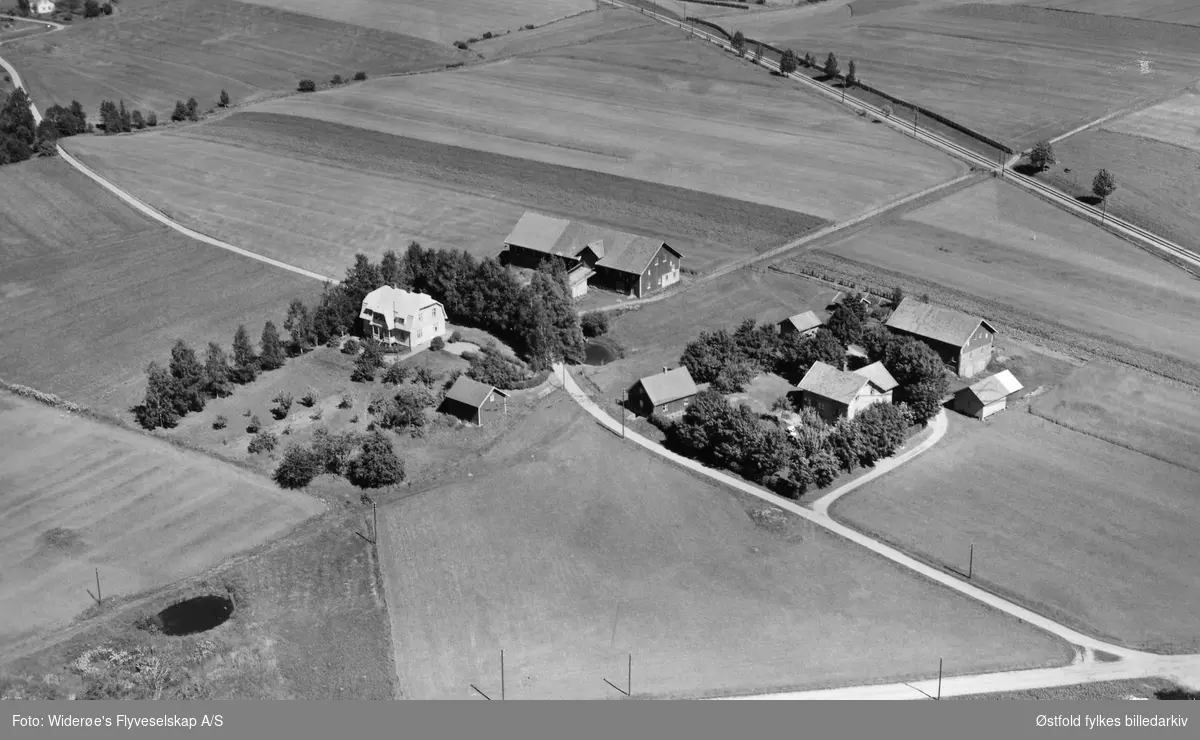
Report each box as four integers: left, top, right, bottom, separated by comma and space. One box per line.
0, 158, 317, 417
470, 8, 654, 59
831, 412, 1200, 653
1030, 362, 1200, 474
735, 3, 1200, 147
1031, 0, 1200, 25
235, 0, 595, 46
246, 22, 967, 222
809, 178, 1200, 385
1, 0, 458, 115
378, 398, 1071, 699
0, 393, 325, 649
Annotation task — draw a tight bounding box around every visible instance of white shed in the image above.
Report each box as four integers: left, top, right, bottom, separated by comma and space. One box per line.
953, 369, 1023, 420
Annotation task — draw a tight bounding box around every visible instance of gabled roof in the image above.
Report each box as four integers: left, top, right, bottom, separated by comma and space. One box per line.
360, 286, 440, 332
444, 376, 508, 408
885, 297, 995, 348
780, 310, 824, 333
796, 361, 873, 406
852, 361, 898, 392
963, 369, 1023, 404
637, 366, 698, 406
503, 212, 571, 255
503, 211, 681, 277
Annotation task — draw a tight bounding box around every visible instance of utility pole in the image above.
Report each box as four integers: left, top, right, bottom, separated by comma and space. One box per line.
621, 391, 627, 439
95, 568, 102, 606
937, 658, 943, 700
372, 501, 378, 545
968, 544, 973, 579
628, 653, 632, 698
501, 650, 505, 700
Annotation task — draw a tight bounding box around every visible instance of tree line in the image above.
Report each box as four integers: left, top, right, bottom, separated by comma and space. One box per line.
0, 89, 89, 164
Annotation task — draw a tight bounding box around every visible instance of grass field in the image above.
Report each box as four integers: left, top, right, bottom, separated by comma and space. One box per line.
1037, 92, 1200, 256
1030, 362, 1200, 474
0, 157, 318, 418
471, 7, 654, 59
0, 508, 393, 699
831, 411, 1200, 653
378, 397, 1070, 699
1031, 0, 1200, 25
735, 2, 1200, 148
793, 178, 1200, 387
0, 393, 325, 650
957, 677, 1183, 700
236, 0, 595, 46
64, 110, 828, 278
1, 0, 459, 116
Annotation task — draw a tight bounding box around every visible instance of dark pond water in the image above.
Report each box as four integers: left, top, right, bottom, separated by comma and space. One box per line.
584, 341, 618, 366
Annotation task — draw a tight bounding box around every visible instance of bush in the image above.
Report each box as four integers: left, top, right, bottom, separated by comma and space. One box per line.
454, 40, 468, 49
351, 354, 377, 383
330, 74, 343, 85
213, 415, 227, 430
465, 349, 527, 389
146, 111, 157, 127
346, 431, 405, 489
414, 367, 438, 388
341, 338, 361, 355
353, 71, 367, 81
271, 391, 294, 420
881, 104, 893, 117
523, 23, 535, 29
273, 444, 321, 488
482, 31, 493, 39
338, 392, 353, 409
449, 330, 463, 343
382, 362, 409, 386
310, 409, 323, 421
429, 336, 445, 352
467, 37, 479, 43
247, 430, 278, 455
246, 414, 262, 433
301, 387, 318, 407
580, 310, 609, 338
297, 79, 316, 93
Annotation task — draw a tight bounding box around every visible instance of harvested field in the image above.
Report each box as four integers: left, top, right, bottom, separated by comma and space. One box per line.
0, 393, 325, 650
378, 398, 1070, 699
831, 412, 1200, 653
243, 21, 967, 222
236, 0, 594, 46
0, 157, 317, 417
1, 0, 459, 115
1030, 362, 1200, 474
785, 178, 1200, 387
736, 2, 1200, 147
1032, 0, 1200, 26
0, 510, 393, 700
64, 111, 828, 277
1104, 90, 1200, 154
471, 8, 654, 59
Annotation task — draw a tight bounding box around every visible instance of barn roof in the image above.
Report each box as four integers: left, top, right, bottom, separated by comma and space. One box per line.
444, 376, 507, 408
885, 297, 995, 348
780, 310, 824, 333
503, 211, 681, 277
359, 286, 440, 331
853, 361, 898, 392
796, 361, 872, 406
637, 366, 698, 406
963, 369, 1023, 404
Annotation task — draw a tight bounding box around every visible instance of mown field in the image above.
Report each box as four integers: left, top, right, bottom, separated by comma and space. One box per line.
1030, 362, 1200, 474
831, 411, 1200, 654
1, 0, 459, 116
0, 393, 325, 650
64, 111, 828, 278
0, 157, 317, 417
0, 508, 393, 700
1037, 92, 1200, 256
1032, 0, 1200, 25
236, 0, 595, 46
735, 2, 1200, 148
470, 7, 654, 59
378, 397, 1071, 700
788, 178, 1200, 387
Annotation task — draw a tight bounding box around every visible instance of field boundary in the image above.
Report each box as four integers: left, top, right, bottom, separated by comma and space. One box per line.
1025, 406, 1200, 476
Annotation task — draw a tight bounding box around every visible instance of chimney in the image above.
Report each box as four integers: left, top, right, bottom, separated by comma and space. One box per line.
662, 366, 669, 374
841, 357, 848, 372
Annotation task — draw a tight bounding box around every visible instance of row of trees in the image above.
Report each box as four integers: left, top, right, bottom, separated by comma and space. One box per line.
134, 322, 289, 430
273, 428, 404, 490
1028, 140, 1118, 214
0, 89, 87, 163
298, 71, 366, 93
98, 99, 156, 133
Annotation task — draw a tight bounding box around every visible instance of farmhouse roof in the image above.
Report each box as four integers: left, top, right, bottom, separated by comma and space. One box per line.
503, 211, 681, 276
885, 297, 995, 348
444, 376, 508, 408
852, 361, 898, 392
360, 286, 440, 332
780, 310, 824, 333
963, 369, 1023, 404
637, 366, 698, 406
796, 361, 873, 406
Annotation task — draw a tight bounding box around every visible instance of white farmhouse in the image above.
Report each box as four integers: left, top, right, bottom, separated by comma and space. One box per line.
358, 286, 447, 350
32, 0, 56, 16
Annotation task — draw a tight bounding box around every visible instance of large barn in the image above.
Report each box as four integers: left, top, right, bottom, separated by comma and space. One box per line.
502, 212, 683, 299
885, 297, 996, 378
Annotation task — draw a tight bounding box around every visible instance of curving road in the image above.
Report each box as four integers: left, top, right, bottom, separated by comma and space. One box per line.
550, 364, 1200, 699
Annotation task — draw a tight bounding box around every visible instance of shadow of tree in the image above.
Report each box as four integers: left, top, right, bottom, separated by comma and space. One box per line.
1077, 194, 1103, 206
1012, 163, 1042, 177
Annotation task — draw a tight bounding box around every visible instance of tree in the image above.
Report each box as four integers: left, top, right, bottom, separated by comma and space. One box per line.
346, 431, 405, 489
680, 328, 740, 384
465, 350, 526, 389
34, 120, 59, 153
130, 110, 145, 129
732, 30, 746, 56
1029, 139, 1056, 172
776, 328, 845, 382
298, 79, 317, 93
859, 321, 895, 363
218, 89, 230, 108
117, 100, 131, 132
808, 448, 840, 489
231, 324, 258, 383
202, 342, 233, 398
272, 391, 294, 420
1092, 168, 1117, 222
804, 51, 816, 68
83, 0, 101, 17
581, 310, 609, 338
354, 71, 367, 81
351, 352, 378, 383
382, 362, 410, 386
134, 362, 181, 430
779, 49, 798, 76
273, 444, 322, 489
732, 318, 779, 371
376, 385, 432, 431
1, 88, 37, 159
248, 431, 278, 455
259, 321, 286, 371
429, 336, 445, 352
185, 97, 199, 122
825, 418, 865, 472
283, 299, 315, 355
824, 296, 867, 346
823, 52, 840, 79
330, 74, 343, 85
103, 2, 113, 15
846, 59, 858, 87
515, 265, 585, 369
903, 377, 946, 426
311, 428, 360, 475
146, 111, 158, 127
168, 339, 206, 414
16, 0, 30, 15
379, 249, 405, 287
171, 101, 188, 122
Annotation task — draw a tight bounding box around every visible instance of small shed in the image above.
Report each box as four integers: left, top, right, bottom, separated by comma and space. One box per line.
778, 310, 827, 337
953, 369, 1023, 420
439, 376, 509, 426
628, 366, 698, 418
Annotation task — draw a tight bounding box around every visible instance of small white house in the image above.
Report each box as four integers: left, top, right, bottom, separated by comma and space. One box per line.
953, 369, 1023, 420
358, 286, 447, 350
32, 0, 56, 15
